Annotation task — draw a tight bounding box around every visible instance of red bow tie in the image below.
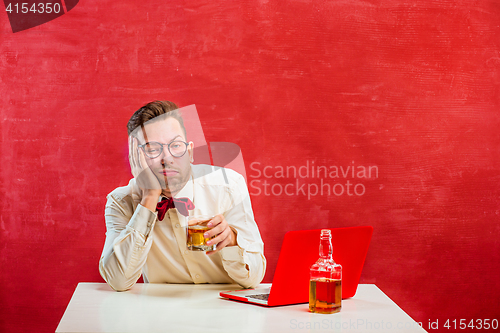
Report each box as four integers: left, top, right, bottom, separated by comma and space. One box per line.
156, 197, 195, 220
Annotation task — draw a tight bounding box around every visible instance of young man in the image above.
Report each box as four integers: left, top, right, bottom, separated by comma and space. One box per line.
99, 101, 266, 291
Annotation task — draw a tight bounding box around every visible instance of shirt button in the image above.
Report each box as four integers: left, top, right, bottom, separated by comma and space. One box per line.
184, 250, 189, 255
176, 224, 180, 228
195, 274, 201, 279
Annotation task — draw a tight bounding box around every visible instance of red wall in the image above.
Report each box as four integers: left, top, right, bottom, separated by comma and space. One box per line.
1, 1, 499, 332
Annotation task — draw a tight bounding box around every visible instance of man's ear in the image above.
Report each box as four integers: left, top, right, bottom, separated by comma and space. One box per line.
188, 141, 194, 163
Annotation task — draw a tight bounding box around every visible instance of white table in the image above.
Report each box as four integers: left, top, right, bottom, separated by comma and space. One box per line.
56, 283, 426, 333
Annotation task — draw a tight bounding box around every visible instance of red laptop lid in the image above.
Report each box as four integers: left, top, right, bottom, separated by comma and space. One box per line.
267, 226, 373, 306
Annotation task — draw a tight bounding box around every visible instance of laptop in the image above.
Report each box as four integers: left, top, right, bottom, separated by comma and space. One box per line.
219, 226, 373, 306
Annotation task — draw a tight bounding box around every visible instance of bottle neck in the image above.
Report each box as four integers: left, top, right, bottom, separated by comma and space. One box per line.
319, 237, 333, 260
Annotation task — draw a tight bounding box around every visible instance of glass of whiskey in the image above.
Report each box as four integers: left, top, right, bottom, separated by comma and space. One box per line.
186, 216, 216, 251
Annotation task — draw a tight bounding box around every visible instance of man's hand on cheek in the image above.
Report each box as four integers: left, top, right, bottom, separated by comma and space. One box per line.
204, 214, 238, 255
129, 137, 163, 192
129, 136, 163, 211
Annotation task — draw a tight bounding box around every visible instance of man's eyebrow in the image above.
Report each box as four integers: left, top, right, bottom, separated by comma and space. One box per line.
170, 135, 183, 142
166, 135, 183, 143
145, 134, 183, 145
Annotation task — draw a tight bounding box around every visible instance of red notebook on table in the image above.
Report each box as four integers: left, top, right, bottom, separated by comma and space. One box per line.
220, 226, 373, 307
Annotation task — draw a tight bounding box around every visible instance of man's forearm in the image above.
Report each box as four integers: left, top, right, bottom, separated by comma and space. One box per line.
99, 226, 153, 291
101, 196, 158, 291
220, 247, 266, 289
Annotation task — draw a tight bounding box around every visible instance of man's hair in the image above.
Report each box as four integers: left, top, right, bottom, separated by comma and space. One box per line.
127, 100, 187, 138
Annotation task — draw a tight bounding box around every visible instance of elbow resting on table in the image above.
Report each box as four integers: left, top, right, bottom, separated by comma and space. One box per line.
105, 278, 134, 292
233, 257, 267, 289
99, 258, 137, 292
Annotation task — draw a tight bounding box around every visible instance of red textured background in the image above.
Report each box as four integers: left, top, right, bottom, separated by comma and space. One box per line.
1, 1, 500, 332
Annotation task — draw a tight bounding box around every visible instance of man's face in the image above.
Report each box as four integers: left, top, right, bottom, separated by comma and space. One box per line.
136, 117, 193, 198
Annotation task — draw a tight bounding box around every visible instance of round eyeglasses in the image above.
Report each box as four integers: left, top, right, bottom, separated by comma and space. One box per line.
138, 141, 189, 158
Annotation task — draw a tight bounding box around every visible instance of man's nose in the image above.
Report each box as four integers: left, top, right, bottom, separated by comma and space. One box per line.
159, 145, 174, 161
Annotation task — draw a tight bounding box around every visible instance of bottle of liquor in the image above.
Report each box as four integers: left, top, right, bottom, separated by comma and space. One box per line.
309, 229, 342, 314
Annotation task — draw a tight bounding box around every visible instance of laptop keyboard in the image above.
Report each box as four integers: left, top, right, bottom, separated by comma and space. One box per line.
246, 293, 270, 301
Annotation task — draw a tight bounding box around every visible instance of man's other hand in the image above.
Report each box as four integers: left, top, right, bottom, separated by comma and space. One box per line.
188, 214, 237, 255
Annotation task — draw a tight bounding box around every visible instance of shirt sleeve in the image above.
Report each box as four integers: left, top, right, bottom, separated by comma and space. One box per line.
99, 192, 157, 291
218, 173, 267, 289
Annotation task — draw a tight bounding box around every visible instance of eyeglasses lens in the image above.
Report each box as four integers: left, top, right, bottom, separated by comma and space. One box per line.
143, 142, 187, 158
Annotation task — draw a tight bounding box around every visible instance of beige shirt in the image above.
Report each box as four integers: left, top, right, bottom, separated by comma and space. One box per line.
99, 164, 266, 291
